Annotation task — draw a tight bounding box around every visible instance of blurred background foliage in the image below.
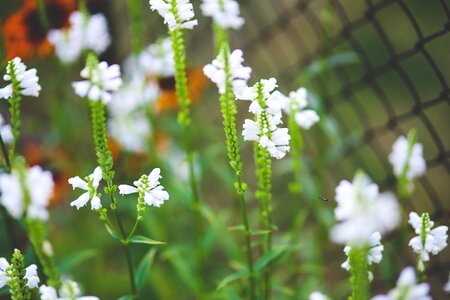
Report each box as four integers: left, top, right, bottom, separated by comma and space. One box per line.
0, 0, 449, 299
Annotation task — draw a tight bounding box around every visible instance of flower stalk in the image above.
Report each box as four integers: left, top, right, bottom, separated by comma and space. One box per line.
348, 247, 369, 300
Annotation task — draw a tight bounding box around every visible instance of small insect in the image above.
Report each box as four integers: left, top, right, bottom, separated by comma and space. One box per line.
319, 196, 330, 202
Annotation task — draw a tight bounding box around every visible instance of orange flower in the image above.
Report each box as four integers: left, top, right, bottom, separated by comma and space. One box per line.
154, 67, 209, 114
2, 0, 76, 60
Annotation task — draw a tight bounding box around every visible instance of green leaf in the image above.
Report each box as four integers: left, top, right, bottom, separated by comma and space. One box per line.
250, 229, 272, 236
105, 223, 121, 241
135, 248, 157, 291
117, 295, 134, 300
58, 249, 98, 274
129, 235, 166, 245
216, 269, 249, 290
255, 246, 289, 271
227, 224, 245, 231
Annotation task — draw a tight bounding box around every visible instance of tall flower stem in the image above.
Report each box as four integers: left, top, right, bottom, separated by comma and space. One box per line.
6, 61, 23, 164
128, 0, 143, 54
288, 109, 303, 194
348, 247, 369, 300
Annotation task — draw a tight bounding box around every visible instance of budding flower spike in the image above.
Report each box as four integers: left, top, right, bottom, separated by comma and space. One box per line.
149, 0, 198, 31
0, 165, 54, 221
201, 0, 244, 30
118, 168, 169, 208
0, 57, 41, 99
48, 11, 111, 64
68, 166, 103, 210
331, 172, 400, 245
72, 56, 122, 104
203, 48, 252, 97
371, 267, 431, 300
408, 211, 448, 272
280, 87, 320, 129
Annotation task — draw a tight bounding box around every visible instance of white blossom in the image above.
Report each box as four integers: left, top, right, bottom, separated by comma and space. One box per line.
0, 114, 13, 144
309, 291, 329, 300
203, 49, 252, 96
0, 57, 41, 99
48, 11, 110, 64
444, 274, 450, 293
119, 168, 169, 207
40, 280, 99, 300
24, 264, 39, 289
68, 167, 103, 210
149, 0, 198, 31
389, 135, 426, 180
279, 87, 319, 129
341, 232, 384, 281
371, 267, 430, 300
0, 166, 54, 221
72, 61, 122, 104
109, 112, 152, 153
201, 0, 244, 29
0, 257, 9, 289
408, 211, 448, 271
331, 172, 400, 245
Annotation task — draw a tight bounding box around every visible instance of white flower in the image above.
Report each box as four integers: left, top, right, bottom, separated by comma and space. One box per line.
72, 61, 122, 104
201, 0, 244, 29
68, 167, 103, 210
0, 257, 9, 289
109, 112, 152, 153
331, 172, 400, 245
309, 291, 329, 300
24, 264, 39, 289
149, 0, 198, 31
48, 11, 110, 64
444, 274, 450, 293
408, 211, 448, 271
341, 232, 384, 279
279, 87, 319, 129
389, 135, 426, 180
0, 114, 13, 144
203, 49, 252, 96
0, 166, 54, 221
0, 57, 41, 99
371, 267, 431, 300
119, 168, 169, 207
40, 280, 99, 300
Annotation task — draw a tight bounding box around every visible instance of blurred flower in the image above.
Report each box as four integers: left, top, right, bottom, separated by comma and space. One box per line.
240, 78, 291, 159
341, 232, 383, 280
371, 267, 430, 300
0, 257, 9, 289
444, 274, 450, 293
48, 11, 110, 64
203, 49, 252, 96
408, 211, 448, 271
24, 264, 39, 289
389, 135, 426, 180
109, 112, 152, 153
119, 168, 169, 208
331, 172, 400, 245
0, 165, 54, 221
0, 57, 41, 99
68, 166, 102, 210
40, 280, 99, 300
72, 60, 122, 104
149, 0, 198, 31
0, 114, 13, 144
279, 87, 319, 129
2, 0, 76, 60
201, 0, 244, 29
309, 291, 329, 300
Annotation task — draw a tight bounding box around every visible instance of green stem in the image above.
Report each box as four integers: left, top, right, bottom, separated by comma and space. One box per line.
37, 0, 50, 30
128, 0, 143, 54
348, 247, 369, 300
0, 133, 11, 172
288, 109, 303, 194
7, 60, 23, 164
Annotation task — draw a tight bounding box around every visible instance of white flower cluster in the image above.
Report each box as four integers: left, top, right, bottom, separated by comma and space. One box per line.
0, 57, 41, 99
408, 211, 448, 271
240, 78, 291, 159
389, 135, 426, 180
0, 114, 13, 144
309, 291, 329, 300
331, 172, 400, 245
68, 167, 103, 210
0, 257, 39, 289
201, 0, 244, 29
203, 49, 251, 97
341, 232, 384, 280
279, 87, 320, 130
371, 267, 430, 300
149, 0, 198, 31
0, 166, 54, 221
72, 60, 122, 104
48, 11, 110, 64
40, 280, 99, 300
119, 168, 169, 208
